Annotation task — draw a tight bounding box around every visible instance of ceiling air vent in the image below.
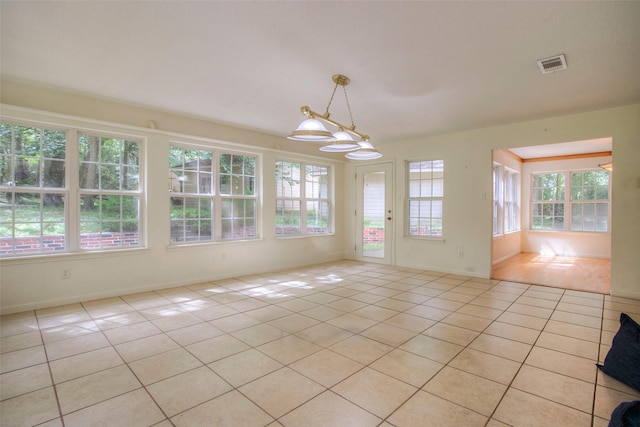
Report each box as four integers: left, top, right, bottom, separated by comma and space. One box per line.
537, 54, 567, 74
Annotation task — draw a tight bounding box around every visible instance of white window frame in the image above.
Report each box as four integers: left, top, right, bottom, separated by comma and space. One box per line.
78, 132, 143, 250
169, 143, 259, 244
406, 159, 444, 239
493, 162, 520, 236
1, 120, 145, 257
530, 169, 610, 232
275, 160, 332, 237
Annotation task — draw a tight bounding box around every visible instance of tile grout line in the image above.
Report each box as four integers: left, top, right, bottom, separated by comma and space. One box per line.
591, 293, 607, 427
481, 283, 564, 424
35, 308, 67, 427
3, 262, 633, 426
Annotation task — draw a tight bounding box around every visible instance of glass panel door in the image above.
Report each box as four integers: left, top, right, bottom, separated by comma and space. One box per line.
355, 163, 393, 264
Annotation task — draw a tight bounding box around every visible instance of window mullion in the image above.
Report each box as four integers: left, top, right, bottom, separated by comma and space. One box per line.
213, 150, 222, 240
563, 171, 569, 231
300, 164, 306, 234
67, 130, 79, 252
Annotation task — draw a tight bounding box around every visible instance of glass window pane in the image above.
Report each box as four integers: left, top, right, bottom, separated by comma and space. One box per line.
42, 130, 66, 159
124, 166, 139, 191
14, 156, 40, 186
232, 155, 243, 174
596, 203, 608, 217
221, 219, 232, 239
219, 175, 230, 195
100, 165, 120, 190
199, 220, 212, 240
220, 154, 231, 174
170, 197, 185, 219
583, 203, 595, 216
14, 126, 40, 156
42, 160, 65, 188
571, 172, 582, 186
276, 199, 300, 236
0, 124, 12, 155
124, 140, 139, 165
596, 185, 609, 200
232, 176, 243, 195
221, 198, 232, 219
432, 179, 443, 197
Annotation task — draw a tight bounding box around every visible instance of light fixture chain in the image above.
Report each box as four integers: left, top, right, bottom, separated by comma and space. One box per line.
343, 85, 355, 130
324, 81, 340, 119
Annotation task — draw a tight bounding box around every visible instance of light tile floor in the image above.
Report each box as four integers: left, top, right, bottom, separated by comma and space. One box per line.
1, 260, 639, 427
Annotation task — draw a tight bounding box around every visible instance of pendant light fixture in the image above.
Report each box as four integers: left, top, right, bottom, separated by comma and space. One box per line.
288, 74, 382, 160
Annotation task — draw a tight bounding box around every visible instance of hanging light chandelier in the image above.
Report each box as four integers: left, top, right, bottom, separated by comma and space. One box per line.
287, 74, 382, 160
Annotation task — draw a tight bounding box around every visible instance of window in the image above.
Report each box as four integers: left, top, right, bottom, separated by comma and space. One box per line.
220, 153, 256, 240
79, 134, 141, 249
493, 165, 502, 234
275, 161, 330, 236
531, 169, 609, 232
531, 172, 565, 230
504, 170, 519, 232
169, 147, 214, 242
570, 170, 610, 232
493, 163, 520, 235
0, 123, 143, 257
407, 160, 443, 238
169, 145, 257, 243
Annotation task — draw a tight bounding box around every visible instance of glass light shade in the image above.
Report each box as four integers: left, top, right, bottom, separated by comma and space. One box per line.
345, 141, 383, 160
287, 119, 335, 141
319, 131, 360, 152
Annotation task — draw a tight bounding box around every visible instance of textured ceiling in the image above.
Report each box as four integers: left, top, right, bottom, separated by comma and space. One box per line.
1, 1, 639, 151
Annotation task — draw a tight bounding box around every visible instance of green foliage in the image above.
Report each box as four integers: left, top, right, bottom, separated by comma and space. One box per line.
275, 161, 301, 188
1, 124, 67, 188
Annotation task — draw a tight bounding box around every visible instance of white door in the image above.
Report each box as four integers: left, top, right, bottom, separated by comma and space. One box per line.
355, 162, 394, 264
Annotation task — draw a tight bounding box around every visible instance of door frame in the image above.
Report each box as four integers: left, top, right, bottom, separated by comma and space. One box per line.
354, 161, 395, 265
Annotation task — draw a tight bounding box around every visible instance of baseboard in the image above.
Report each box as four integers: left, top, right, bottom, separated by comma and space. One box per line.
610, 288, 640, 301
1, 254, 347, 315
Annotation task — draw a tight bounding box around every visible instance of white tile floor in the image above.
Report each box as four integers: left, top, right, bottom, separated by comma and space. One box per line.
1, 260, 639, 426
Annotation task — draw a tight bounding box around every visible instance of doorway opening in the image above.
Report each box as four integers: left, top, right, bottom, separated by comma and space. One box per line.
490, 138, 612, 294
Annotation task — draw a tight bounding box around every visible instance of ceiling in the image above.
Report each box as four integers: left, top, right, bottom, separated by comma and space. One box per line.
509, 137, 612, 160
1, 1, 639, 152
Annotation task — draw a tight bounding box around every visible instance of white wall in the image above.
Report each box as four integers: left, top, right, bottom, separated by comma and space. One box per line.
0, 97, 347, 314
345, 103, 640, 299
2, 80, 639, 310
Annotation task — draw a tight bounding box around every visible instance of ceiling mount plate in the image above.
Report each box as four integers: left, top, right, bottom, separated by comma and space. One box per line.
332, 74, 350, 86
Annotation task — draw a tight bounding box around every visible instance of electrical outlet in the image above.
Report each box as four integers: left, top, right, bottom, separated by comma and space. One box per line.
458, 250, 464, 258
60, 269, 70, 279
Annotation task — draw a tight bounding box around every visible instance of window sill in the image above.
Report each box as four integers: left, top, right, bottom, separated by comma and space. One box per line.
403, 236, 445, 243
166, 238, 264, 251
275, 233, 335, 240
0, 247, 151, 265
526, 229, 610, 235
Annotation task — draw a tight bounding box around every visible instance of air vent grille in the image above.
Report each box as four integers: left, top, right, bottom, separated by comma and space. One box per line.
537, 54, 567, 74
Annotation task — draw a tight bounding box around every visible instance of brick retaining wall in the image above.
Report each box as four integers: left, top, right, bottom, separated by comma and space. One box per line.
0, 233, 140, 255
